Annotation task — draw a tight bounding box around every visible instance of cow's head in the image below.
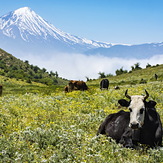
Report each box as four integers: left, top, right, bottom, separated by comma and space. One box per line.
118, 90, 156, 129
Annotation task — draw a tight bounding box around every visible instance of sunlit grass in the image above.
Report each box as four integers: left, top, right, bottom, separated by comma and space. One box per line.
0, 80, 163, 162
0, 64, 163, 162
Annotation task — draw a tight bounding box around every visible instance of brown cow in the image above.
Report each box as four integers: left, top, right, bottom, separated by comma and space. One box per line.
0, 85, 2, 96
68, 80, 88, 92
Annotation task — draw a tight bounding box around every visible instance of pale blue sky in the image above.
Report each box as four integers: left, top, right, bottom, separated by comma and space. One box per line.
1, 0, 163, 44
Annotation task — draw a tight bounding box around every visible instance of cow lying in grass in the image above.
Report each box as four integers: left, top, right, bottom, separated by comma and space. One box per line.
65, 80, 88, 92
97, 90, 162, 148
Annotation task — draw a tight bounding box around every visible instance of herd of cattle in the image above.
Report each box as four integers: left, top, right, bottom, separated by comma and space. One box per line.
64, 79, 162, 148
0, 79, 163, 148
64, 79, 111, 92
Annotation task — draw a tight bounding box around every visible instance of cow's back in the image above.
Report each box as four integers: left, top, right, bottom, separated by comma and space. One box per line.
75, 81, 88, 91
100, 79, 109, 90
97, 110, 130, 142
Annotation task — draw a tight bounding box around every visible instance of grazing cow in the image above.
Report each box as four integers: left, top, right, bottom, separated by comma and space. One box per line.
97, 90, 162, 148
0, 85, 2, 96
155, 74, 158, 80
100, 79, 109, 90
68, 80, 88, 92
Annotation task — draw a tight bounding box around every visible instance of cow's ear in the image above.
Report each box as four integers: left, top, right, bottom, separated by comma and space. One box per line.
146, 100, 157, 108
118, 99, 130, 107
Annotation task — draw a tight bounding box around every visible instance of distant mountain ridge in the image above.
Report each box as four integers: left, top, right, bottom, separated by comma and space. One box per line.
86, 43, 163, 58
0, 7, 163, 59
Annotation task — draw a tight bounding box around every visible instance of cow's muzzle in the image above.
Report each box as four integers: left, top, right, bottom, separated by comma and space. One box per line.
130, 122, 139, 129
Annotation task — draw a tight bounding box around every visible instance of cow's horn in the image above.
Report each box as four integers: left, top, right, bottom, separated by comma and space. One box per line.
125, 89, 131, 99
144, 89, 149, 100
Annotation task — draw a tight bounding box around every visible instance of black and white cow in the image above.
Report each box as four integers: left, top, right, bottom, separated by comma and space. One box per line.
100, 79, 109, 90
97, 90, 162, 148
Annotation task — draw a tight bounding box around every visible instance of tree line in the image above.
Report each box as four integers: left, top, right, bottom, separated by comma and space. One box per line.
98, 63, 160, 79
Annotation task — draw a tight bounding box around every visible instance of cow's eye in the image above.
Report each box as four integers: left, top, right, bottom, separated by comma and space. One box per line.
140, 108, 144, 114
129, 108, 132, 112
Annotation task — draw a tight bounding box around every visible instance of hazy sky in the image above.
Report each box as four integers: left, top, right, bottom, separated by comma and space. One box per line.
1, 0, 163, 45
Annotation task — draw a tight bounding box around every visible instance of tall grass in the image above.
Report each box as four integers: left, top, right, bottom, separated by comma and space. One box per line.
0, 81, 163, 162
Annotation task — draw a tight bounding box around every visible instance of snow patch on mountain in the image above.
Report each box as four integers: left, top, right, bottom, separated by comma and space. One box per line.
0, 7, 112, 48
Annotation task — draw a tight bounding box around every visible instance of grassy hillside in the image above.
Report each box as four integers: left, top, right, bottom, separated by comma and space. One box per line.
88, 64, 163, 87
0, 75, 65, 95
0, 48, 68, 86
0, 61, 163, 162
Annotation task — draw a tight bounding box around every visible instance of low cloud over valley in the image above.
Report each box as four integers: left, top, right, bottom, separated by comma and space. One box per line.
22, 53, 163, 81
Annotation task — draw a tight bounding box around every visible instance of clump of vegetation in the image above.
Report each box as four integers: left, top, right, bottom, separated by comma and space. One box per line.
139, 78, 147, 84
115, 67, 128, 76
131, 62, 142, 71
98, 72, 113, 79
146, 63, 152, 68
0, 48, 67, 85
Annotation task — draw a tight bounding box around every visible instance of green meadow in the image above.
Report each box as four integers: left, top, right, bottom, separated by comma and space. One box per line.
0, 64, 163, 162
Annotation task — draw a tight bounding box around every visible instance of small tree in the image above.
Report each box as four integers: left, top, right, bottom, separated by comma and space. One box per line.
42, 68, 47, 73
55, 71, 59, 78
50, 71, 55, 77
33, 66, 39, 73
98, 72, 106, 79
115, 67, 127, 76
25, 60, 29, 64
106, 73, 113, 77
131, 63, 142, 71
146, 63, 151, 68
85, 76, 90, 82
134, 63, 141, 70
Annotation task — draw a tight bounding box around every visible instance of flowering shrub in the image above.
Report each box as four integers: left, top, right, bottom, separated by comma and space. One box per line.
0, 82, 163, 162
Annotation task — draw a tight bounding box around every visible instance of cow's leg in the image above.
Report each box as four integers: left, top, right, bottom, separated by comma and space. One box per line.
119, 128, 134, 148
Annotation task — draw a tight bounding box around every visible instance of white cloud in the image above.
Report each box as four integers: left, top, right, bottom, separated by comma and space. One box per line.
21, 53, 163, 81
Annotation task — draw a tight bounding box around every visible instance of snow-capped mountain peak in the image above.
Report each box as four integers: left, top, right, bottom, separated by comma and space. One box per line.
0, 7, 56, 41
14, 7, 32, 16
0, 7, 111, 48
